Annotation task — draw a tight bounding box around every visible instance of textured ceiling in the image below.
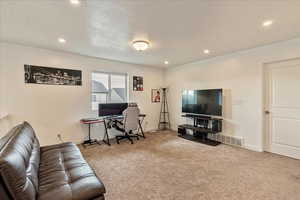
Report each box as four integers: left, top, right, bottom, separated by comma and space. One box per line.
1, 0, 300, 67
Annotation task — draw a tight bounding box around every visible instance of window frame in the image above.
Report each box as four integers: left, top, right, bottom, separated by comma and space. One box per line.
91, 71, 129, 111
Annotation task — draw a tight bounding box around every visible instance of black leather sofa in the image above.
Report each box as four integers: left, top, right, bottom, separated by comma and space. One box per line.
0, 122, 106, 200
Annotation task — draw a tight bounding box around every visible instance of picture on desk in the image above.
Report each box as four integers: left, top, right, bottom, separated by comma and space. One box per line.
24, 64, 82, 86
151, 89, 161, 103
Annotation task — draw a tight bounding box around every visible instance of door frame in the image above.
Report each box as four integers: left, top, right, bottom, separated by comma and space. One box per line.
262, 57, 300, 152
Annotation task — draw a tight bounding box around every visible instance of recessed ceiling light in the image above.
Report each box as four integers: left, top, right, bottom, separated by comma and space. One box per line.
164, 61, 169, 65
203, 49, 210, 54
262, 20, 273, 27
132, 40, 150, 51
58, 38, 66, 43
70, 0, 80, 5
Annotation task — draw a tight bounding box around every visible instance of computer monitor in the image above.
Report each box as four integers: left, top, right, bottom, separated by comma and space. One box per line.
98, 103, 128, 117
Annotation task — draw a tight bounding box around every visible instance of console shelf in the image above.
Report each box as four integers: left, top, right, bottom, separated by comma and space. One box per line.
178, 124, 217, 133
178, 114, 222, 146
181, 114, 223, 121
178, 134, 221, 146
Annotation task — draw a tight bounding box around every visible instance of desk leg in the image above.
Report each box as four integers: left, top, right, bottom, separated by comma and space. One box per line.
138, 120, 146, 138
83, 124, 101, 147
102, 119, 111, 146
88, 124, 91, 140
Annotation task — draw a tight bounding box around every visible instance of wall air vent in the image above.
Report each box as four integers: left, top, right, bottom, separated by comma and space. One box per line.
208, 133, 244, 147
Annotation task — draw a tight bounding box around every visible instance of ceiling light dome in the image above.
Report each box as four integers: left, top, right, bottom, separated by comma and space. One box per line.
70, 0, 80, 5
58, 38, 66, 43
203, 49, 210, 54
262, 20, 273, 27
132, 40, 149, 51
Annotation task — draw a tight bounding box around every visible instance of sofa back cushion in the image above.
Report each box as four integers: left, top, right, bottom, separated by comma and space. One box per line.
0, 122, 40, 200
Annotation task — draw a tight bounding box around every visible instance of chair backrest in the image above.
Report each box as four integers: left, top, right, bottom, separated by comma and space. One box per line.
122, 103, 140, 133
0, 121, 40, 200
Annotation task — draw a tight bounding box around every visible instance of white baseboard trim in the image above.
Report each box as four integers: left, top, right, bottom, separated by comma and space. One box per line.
72, 126, 264, 153
146, 128, 160, 133
169, 127, 264, 152
244, 144, 264, 152
72, 128, 160, 146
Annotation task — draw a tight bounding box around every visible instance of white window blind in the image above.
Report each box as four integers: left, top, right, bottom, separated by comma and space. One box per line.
91, 72, 128, 110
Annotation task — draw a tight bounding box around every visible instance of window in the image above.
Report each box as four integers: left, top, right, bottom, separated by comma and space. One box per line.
91, 72, 128, 110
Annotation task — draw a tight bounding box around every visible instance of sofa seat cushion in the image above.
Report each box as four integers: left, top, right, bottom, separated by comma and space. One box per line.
38, 142, 105, 200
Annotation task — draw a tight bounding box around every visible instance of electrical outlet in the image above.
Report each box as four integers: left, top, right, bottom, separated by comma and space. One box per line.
57, 134, 63, 142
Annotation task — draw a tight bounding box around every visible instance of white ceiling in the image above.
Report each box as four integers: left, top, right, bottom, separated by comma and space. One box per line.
1, 0, 300, 68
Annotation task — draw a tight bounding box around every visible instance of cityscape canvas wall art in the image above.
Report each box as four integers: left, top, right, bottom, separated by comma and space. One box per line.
24, 65, 82, 86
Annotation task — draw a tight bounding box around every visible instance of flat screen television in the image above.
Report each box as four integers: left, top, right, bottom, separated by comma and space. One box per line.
99, 103, 128, 116
182, 89, 223, 116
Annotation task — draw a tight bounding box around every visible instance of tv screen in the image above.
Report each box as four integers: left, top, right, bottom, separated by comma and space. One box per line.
182, 89, 222, 116
99, 103, 128, 117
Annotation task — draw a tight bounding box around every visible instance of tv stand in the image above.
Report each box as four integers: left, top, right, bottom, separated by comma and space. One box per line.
178, 114, 222, 146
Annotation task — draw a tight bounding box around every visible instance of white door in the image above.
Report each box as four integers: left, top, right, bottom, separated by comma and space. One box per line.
265, 59, 300, 159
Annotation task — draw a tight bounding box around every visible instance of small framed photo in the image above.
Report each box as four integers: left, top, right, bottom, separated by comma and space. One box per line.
152, 89, 161, 103
133, 76, 143, 91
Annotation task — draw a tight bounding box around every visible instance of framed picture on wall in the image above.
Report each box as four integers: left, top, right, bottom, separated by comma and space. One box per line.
133, 76, 143, 91
24, 65, 82, 86
151, 89, 161, 103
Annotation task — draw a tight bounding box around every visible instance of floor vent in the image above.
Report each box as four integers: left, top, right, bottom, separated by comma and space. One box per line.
208, 133, 244, 147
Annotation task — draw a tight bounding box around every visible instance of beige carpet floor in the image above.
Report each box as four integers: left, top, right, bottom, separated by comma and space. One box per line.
80, 131, 300, 200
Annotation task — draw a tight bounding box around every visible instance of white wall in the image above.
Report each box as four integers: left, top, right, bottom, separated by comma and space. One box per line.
0, 42, 164, 146
0, 43, 10, 135
2, 38, 300, 151
165, 38, 300, 152
0, 44, 4, 115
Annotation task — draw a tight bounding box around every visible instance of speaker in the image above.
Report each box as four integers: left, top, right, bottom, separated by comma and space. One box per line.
211, 120, 222, 132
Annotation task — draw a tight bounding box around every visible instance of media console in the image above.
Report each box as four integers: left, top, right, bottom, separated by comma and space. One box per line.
178, 114, 222, 146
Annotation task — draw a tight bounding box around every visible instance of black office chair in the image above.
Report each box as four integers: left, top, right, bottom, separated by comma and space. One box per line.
112, 103, 140, 144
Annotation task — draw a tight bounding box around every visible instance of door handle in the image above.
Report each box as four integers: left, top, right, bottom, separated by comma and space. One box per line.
265, 110, 270, 114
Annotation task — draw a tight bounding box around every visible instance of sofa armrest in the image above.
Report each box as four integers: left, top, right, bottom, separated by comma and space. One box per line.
40, 142, 74, 152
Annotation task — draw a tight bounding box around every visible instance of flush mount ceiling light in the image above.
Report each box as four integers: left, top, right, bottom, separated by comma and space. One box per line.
70, 0, 80, 5
262, 20, 273, 27
58, 38, 66, 43
164, 61, 169, 65
132, 40, 150, 51
203, 49, 210, 54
